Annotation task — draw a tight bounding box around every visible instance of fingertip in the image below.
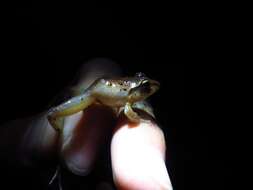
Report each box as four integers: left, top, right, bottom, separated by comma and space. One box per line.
111, 116, 173, 190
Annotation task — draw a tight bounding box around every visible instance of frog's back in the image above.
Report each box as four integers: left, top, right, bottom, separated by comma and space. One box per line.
89, 78, 131, 107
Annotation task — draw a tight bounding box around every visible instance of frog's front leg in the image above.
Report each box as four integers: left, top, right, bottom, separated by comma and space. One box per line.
124, 102, 142, 123
132, 101, 155, 118
47, 93, 95, 131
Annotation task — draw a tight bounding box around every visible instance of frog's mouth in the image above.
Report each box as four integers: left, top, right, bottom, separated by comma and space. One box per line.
129, 79, 160, 101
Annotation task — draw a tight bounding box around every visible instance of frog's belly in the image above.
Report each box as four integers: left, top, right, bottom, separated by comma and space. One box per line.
97, 97, 126, 107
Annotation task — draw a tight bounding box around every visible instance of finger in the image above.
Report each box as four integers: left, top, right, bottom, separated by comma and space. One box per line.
60, 104, 115, 175
59, 58, 122, 175
0, 112, 59, 166
71, 58, 122, 93
111, 114, 173, 190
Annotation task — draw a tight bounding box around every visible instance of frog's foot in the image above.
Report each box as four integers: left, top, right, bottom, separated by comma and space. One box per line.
132, 101, 155, 118
124, 102, 142, 123
47, 109, 64, 132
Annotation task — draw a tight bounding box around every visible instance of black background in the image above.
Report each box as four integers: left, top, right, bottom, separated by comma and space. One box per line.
0, 2, 225, 190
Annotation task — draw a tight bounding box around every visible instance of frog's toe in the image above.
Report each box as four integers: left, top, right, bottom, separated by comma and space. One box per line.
123, 103, 140, 122
47, 114, 64, 132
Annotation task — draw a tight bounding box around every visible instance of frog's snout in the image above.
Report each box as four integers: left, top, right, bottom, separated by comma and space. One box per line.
149, 80, 160, 94
139, 79, 160, 97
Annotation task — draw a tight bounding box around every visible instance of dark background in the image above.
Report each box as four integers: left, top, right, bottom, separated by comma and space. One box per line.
0, 2, 225, 190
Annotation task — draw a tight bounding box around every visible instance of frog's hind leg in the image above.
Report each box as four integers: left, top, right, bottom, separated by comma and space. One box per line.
124, 102, 142, 123
47, 93, 95, 131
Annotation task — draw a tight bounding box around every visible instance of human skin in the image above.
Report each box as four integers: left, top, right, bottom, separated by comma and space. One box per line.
0, 59, 173, 190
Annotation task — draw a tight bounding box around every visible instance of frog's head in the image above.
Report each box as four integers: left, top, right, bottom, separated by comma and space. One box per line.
128, 72, 160, 103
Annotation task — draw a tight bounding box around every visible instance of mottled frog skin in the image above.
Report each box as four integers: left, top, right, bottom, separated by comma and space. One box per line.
47, 72, 160, 131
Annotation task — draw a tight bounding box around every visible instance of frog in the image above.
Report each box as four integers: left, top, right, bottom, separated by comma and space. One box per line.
47, 72, 160, 131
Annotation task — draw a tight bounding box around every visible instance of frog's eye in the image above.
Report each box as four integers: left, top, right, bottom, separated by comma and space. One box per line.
141, 79, 149, 85
135, 72, 146, 78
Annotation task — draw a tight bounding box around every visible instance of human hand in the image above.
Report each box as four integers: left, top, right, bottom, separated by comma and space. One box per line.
0, 58, 173, 190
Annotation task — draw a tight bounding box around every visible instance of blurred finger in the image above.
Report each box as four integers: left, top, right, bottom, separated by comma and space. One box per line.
61, 105, 115, 175
60, 58, 122, 175
111, 114, 173, 190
